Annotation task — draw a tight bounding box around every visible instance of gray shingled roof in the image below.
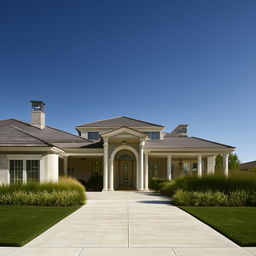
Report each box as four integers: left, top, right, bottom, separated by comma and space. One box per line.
0, 119, 93, 148
145, 137, 234, 149
240, 161, 256, 170
76, 116, 164, 128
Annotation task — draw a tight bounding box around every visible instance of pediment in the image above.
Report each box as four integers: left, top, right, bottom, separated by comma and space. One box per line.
100, 126, 147, 139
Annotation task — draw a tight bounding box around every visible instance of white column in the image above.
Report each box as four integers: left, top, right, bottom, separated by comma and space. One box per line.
136, 158, 139, 190
109, 159, 114, 191
198, 155, 202, 177
167, 155, 172, 180
63, 156, 68, 176
43, 154, 59, 182
207, 156, 216, 175
103, 140, 109, 191
223, 153, 229, 176
139, 140, 145, 191
144, 152, 149, 191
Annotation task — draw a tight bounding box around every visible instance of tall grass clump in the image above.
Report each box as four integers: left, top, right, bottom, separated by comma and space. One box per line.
0, 177, 86, 206
151, 172, 256, 197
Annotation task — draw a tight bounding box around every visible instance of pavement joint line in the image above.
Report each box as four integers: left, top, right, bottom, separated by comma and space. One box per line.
171, 247, 179, 256
243, 247, 256, 256
78, 247, 86, 256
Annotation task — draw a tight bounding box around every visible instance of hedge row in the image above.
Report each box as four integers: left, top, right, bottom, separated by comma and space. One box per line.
0, 177, 86, 206
149, 174, 256, 206
173, 189, 256, 206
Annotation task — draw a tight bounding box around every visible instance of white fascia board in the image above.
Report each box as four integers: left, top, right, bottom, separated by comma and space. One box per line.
0, 147, 52, 152
144, 147, 235, 153
7, 154, 43, 160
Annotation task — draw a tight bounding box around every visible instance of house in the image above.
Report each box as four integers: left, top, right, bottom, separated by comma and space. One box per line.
0, 101, 235, 191
240, 161, 256, 171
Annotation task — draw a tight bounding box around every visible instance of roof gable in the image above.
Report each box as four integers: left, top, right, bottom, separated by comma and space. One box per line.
101, 126, 148, 139
76, 116, 164, 128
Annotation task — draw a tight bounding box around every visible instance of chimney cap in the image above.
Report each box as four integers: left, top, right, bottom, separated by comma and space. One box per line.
30, 100, 45, 112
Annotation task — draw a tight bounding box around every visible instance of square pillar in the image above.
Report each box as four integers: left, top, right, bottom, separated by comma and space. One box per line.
103, 140, 109, 191
167, 155, 172, 180
207, 156, 216, 175
63, 156, 68, 176
197, 155, 202, 177
144, 152, 149, 191
223, 153, 229, 176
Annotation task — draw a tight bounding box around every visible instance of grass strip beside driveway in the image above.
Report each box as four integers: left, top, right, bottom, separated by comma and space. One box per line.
0, 205, 79, 246
180, 206, 256, 246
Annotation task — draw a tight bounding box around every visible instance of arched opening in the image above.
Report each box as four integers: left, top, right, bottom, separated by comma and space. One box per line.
115, 150, 136, 189
110, 145, 139, 190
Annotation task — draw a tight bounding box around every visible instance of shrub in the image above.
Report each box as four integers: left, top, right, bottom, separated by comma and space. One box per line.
173, 189, 195, 206
173, 189, 256, 206
149, 177, 168, 191
85, 175, 103, 191
0, 177, 86, 206
151, 174, 256, 196
228, 190, 249, 206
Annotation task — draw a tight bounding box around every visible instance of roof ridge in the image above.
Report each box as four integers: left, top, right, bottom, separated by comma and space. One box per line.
121, 116, 164, 127
76, 116, 164, 127
76, 116, 123, 127
191, 137, 235, 149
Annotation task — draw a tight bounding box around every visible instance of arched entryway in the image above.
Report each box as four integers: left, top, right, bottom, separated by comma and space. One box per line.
110, 145, 139, 190
115, 150, 136, 189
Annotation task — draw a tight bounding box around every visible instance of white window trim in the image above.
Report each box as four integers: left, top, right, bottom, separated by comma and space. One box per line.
7, 155, 43, 184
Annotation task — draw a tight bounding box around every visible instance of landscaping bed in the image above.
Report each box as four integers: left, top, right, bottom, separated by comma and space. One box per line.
150, 174, 256, 206
0, 177, 86, 206
0, 205, 79, 246
180, 206, 256, 246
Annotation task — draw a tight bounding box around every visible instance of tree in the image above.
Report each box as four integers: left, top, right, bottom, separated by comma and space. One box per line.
215, 153, 240, 173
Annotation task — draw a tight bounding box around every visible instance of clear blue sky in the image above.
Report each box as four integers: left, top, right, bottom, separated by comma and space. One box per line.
0, 0, 255, 162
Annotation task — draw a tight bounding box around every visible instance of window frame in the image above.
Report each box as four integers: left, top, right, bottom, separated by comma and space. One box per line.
7, 155, 43, 184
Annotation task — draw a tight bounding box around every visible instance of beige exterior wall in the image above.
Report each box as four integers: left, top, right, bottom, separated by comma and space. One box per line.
67, 157, 103, 182
0, 154, 8, 184
148, 157, 208, 180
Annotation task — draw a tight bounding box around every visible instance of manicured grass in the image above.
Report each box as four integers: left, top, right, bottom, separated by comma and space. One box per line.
180, 206, 256, 246
0, 205, 80, 246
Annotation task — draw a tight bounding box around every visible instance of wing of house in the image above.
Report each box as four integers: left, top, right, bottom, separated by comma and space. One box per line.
0, 101, 235, 191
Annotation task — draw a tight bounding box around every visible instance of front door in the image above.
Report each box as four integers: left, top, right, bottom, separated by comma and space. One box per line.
119, 160, 133, 189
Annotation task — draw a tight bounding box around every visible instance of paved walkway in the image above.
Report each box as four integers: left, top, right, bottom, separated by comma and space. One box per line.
1, 191, 256, 256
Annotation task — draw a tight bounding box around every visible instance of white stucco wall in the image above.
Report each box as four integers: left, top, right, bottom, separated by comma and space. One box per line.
43, 154, 59, 182
0, 155, 8, 184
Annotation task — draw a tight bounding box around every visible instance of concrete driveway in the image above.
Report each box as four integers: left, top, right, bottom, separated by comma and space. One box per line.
1, 191, 255, 256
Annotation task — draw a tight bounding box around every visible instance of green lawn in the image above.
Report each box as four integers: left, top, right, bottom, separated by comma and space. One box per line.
180, 206, 256, 246
0, 205, 79, 246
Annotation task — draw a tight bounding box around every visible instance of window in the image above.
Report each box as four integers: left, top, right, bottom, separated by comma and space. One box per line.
148, 132, 160, 140
26, 160, 40, 182
149, 161, 160, 178
9, 160, 23, 184
88, 132, 100, 140
183, 162, 190, 175
9, 158, 40, 184
92, 160, 101, 176
192, 163, 198, 172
